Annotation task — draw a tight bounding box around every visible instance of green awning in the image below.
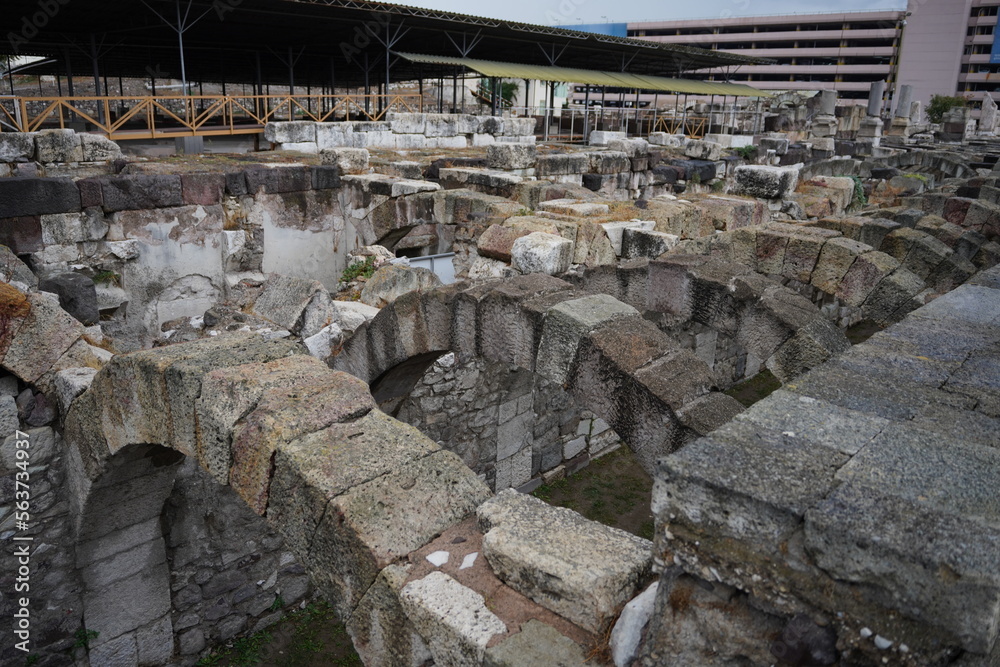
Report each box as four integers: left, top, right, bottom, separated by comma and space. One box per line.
395, 52, 769, 98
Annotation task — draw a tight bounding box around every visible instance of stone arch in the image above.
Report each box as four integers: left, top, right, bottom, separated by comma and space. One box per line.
61, 333, 493, 664
333, 273, 751, 474
73, 443, 184, 665
665, 220, 984, 327
567, 253, 853, 388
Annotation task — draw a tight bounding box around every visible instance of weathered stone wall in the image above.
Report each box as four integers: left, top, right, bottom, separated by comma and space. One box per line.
393, 353, 620, 492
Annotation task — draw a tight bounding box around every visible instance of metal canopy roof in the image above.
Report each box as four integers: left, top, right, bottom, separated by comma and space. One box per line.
396, 52, 771, 97
1, 0, 771, 90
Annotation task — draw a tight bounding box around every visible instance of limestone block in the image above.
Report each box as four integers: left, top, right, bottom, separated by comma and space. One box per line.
352, 132, 397, 149
573, 221, 616, 267
589, 151, 630, 174
487, 143, 537, 170
388, 112, 427, 134
0, 244, 38, 289
503, 117, 536, 137
264, 121, 317, 144
304, 451, 491, 617
471, 133, 496, 146
0, 132, 35, 162
733, 164, 801, 199
622, 228, 679, 260
646, 132, 685, 148
535, 294, 639, 386
81, 134, 123, 162
510, 232, 574, 276
34, 129, 83, 163
468, 257, 518, 280
428, 135, 470, 149
320, 147, 369, 174
41, 209, 108, 245
758, 136, 789, 155
588, 130, 627, 146
684, 139, 723, 161
424, 114, 460, 137
360, 265, 443, 308
316, 123, 355, 150
535, 154, 591, 177
303, 323, 344, 359
835, 250, 900, 307
280, 141, 319, 154
400, 571, 508, 666
608, 138, 649, 157
477, 490, 652, 633
600, 220, 655, 256
331, 300, 380, 335
395, 133, 428, 149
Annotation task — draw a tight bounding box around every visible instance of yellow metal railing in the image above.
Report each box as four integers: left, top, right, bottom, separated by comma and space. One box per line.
0, 94, 424, 140
654, 115, 708, 139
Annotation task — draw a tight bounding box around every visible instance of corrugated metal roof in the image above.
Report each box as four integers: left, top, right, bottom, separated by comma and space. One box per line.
395, 53, 770, 97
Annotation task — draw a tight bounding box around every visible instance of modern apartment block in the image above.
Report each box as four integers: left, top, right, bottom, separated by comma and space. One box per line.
568, 0, 1000, 114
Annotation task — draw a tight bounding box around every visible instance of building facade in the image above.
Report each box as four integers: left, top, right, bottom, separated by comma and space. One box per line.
568, 0, 1000, 116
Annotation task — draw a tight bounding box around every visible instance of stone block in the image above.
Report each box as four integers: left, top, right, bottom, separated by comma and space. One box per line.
251, 273, 328, 334
53, 367, 98, 415
485, 619, 588, 667
34, 129, 83, 162
510, 232, 574, 276
599, 220, 655, 257
503, 117, 536, 136
0, 177, 82, 217
478, 224, 531, 263
99, 174, 183, 212
835, 250, 899, 307
535, 153, 590, 176
38, 272, 99, 325
320, 147, 369, 174
758, 136, 790, 155
264, 121, 317, 144
359, 265, 443, 308
0, 216, 43, 253
40, 209, 108, 245
609, 582, 658, 667
347, 563, 432, 667
2, 290, 82, 384
228, 372, 376, 514
478, 490, 652, 633
306, 450, 491, 617
733, 164, 800, 199
487, 143, 537, 170
388, 112, 427, 134
81, 134, 123, 162
244, 166, 311, 194
180, 173, 225, 205
589, 150, 630, 174
0, 132, 35, 161
621, 228, 679, 260
400, 571, 508, 665
608, 138, 649, 157
684, 139, 723, 161
588, 130, 627, 146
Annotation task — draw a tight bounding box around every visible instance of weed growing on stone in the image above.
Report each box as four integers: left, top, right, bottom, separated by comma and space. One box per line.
339, 256, 377, 283
850, 176, 868, 208
734, 145, 758, 160
92, 270, 121, 286
73, 629, 99, 650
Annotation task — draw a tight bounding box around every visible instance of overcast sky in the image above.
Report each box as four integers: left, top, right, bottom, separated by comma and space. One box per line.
404, 0, 908, 25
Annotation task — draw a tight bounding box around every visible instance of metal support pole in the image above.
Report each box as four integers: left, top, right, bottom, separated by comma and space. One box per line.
89, 34, 104, 124
255, 52, 263, 118
681, 94, 688, 137
176, 0, 188, 95
452, 69, 458, 112
364, 52, 370, 115
583, 85, 590, 141
288, 46, 295, 97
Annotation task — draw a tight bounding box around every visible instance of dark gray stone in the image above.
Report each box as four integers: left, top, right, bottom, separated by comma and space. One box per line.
99, 174, 183, 212
0, 178, 82, 217
39, 272, 99, 325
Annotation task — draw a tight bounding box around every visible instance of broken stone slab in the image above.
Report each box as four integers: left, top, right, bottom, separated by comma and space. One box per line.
305, 450, 491, 617
484, 619, 589, 667
478, 224, 532, 263
600, 220, 655, 256
400, 571, 508, 666
537, 199, 609, 217
607, 138, 649, 157
487, 143, 537, 170
621, 228, 679, 260
38, 272, 99, 326
320, 147, 370, 174
0, 244, 38, 289
510, 232, 574, 276
468, 257, 519, 281
2, 289, 83, 384
588, 130, 627, 146
610, 582, 659, 667
360, 264, 444, 308
733, 164, 801, 199
331, 300, 379, 335
303, 323, 344, 359
477, 489, 652, 634
250, 273, 330, 336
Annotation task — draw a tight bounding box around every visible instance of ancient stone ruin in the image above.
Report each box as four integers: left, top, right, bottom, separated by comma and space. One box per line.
1, 98, 999, 667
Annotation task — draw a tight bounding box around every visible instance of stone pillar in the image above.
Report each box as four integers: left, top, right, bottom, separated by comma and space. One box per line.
867, 81, 886, 117
893, 85, 914, 119
910, 101, 922, 124
979, 94, 997, 135
818, 89, 837, 116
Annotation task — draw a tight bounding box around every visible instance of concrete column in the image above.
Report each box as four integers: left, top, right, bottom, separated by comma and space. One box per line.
819, 89, 837, 116
894, 85, 913, 119
867, 81, 886, 117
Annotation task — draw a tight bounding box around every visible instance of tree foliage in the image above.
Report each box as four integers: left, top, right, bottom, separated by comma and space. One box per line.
927, 95, 968, 124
